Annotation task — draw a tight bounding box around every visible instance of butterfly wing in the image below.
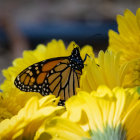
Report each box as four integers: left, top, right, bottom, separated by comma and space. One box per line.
14, 57, 82, 101
49, 64, 82, 101
14, 57, 66, 94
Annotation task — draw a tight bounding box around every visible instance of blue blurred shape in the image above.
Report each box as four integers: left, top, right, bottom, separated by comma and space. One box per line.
0, 21, 117, 41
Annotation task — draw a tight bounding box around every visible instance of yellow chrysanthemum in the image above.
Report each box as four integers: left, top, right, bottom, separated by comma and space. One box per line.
0, 39, 94, 97
108, 8, 140, 87
0, 87, 44, 122
0, 92, 21, 122
0, 94, 65, 140
35, 117, 90, 140
108, 8, 140, 63
35, 86, 140, 140
80, 50, 128, 92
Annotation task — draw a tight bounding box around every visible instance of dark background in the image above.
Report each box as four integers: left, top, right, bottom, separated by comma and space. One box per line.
0, 0, 139, 83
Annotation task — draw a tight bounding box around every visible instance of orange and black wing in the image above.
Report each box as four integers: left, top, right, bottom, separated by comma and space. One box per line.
48, 62, 82, 102
14, 57, 67, 95
14, 57, 81, 101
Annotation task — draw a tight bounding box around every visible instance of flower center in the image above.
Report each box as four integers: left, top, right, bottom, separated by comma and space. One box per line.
83, 124, 126, 140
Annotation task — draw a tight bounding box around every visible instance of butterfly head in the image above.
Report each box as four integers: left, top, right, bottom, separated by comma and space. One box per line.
69, 47, 84, 71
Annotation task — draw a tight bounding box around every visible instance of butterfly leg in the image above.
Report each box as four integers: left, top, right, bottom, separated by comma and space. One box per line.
58, 100, 65, 106
83, 54, 90, 62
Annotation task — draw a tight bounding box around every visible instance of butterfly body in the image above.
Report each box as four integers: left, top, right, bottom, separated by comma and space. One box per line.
14, 47, 85, 104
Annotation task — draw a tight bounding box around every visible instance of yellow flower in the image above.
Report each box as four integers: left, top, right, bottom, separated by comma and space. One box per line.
80, 50, 128, 92
0, 88, 44, 122
108, 8, 140, 87
0, 39, 94, 139
35, 117, 90, 140
36, 86, 140, 140
0, 95, 65, 140
108, 8, 140, 63
0, 93, 21, 122
1, 39, 94, 97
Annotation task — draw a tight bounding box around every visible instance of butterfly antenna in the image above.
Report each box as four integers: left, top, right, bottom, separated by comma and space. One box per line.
73, 42, 76, 48
73, 43, 80, 50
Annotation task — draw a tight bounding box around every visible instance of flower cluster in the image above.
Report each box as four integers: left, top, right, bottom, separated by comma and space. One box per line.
0, 8, 140, 140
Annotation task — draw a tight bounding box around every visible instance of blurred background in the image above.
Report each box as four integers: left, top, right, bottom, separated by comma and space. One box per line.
0, 0, 139, 83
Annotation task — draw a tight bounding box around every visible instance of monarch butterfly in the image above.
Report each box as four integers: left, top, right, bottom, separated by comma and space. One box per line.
14, 47, 88, 105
